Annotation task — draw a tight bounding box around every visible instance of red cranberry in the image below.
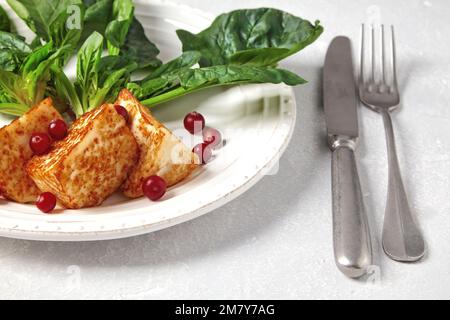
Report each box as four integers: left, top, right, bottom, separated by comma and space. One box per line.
114, 105, 129, 124
184, 111, 205, 134
203, 127, 222, 149
30, 133, 52, 156
193, 143, 213, 164
36, 192, 57, 213
142, 176, 167, 201
48, 119, 68, 140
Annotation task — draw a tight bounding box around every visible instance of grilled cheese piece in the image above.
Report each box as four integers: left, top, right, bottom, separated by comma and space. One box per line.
0, 98, 63, 203
115, 89, 198, 198
27, 104, 139, 209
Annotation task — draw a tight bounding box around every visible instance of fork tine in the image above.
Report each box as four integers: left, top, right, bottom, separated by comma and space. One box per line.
360, 24, 365, 85
391, 25, 398, 90
371, 24, 376, 85
381, 25, 387, 86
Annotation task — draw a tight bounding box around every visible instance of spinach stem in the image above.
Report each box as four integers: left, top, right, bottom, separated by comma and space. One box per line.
141, 81, 255, 107
141, 86, 190, 107
0, 103, 29, 116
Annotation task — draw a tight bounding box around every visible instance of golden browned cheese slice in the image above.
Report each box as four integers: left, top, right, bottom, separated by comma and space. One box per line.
115, 89, 198, 198
27, 104, 139, 209
0, 98, 63, 203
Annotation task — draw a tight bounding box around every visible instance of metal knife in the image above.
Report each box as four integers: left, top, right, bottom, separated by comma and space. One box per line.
323, 36, 372, 278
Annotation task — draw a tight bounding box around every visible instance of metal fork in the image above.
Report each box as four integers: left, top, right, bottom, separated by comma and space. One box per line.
359, 24, 425, 262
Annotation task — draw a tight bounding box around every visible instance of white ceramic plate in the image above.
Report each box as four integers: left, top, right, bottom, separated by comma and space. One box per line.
0, 0, 297, 241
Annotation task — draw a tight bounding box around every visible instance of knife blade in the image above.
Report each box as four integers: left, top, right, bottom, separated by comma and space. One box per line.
324, 36, 359, 139
323, 36, 372, 278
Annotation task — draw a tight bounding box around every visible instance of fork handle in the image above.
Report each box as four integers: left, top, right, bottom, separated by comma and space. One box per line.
331, 140, 372, 278
381, 111, 425, 262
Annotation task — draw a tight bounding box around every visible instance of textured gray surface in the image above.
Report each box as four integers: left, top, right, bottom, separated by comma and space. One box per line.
1, 0, 450, 299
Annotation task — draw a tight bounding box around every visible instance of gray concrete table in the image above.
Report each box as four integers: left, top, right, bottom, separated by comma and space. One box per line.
1, 0, 449, 299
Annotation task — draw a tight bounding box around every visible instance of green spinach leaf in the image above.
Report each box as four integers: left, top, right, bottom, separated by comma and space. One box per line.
89, 67, 127, 110
0, 50, 18, 71
48, 7, 84, 65
50, 64, 83, 116
105, 0, 133, 55
179, 65, 306, 88
75, 31, 103, 107
54, 32, 136, 116
120, 17, 161, 70
0, 5, 11, 32
0, 31, 31, 71
176, 8, 323, 67
0, 102, 29, 116
133, 64, 305, 106
21, 42, 71, 105
7, 0, 83, 44
129, 51, 201, 98
28, 36, 42, 49
81, 0, 113, 42
140, 51, 200, 83
0, 41, 71, 115
131, 9, 322, 107
98, 55, 137, 84
82, 0, 160, 70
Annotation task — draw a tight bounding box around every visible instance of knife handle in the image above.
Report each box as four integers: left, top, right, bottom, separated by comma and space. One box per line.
331, 139, 372, 278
